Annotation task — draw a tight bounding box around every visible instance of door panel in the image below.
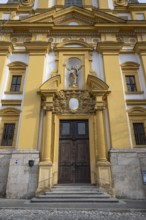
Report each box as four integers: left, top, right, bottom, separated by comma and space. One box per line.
59, 140, 73, 183
59, 120, 90, 183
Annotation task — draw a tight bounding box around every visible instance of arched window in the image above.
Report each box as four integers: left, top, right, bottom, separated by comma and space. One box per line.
65, 0, 82, 7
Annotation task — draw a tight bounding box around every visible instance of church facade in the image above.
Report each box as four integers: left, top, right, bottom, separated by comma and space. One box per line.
0, 0, 146, 199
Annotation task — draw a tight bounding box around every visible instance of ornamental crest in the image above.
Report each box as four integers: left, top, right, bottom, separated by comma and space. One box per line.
114, 0, 128, 6
20, 0, 34, 6
54, 90, 95, 114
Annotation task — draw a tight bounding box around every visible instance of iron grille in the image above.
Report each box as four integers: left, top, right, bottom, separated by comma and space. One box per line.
10, 75, 22, 92
133, 123, 146, 145
126, 75, 137, 92
1, 123, 15, 146
65, 0, 82, 7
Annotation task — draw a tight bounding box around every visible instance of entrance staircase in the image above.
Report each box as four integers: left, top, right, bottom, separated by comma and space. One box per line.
31, 184, 119, 203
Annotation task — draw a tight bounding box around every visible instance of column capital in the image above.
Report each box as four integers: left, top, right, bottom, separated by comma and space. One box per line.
97, 42, 124, 55
94, 102, 106, 111
134, 42, 146, 54
0, 41, 13, 55
94, 95, 106, 111
42, 93, 54, 112
24, 42, 51, 55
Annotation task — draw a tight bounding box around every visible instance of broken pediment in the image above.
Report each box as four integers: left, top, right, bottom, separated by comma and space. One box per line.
21, 6, 125, 25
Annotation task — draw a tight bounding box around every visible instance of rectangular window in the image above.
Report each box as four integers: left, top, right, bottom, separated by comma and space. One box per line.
136, 13, 145, 20
65, 0, 82, 7
133, 123, 146, 145
126, 75, 137, 92
10, 75, 22, 92
1, 123, 15, 146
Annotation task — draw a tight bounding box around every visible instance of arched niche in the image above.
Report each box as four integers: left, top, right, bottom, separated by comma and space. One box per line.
65, 57, 82, 89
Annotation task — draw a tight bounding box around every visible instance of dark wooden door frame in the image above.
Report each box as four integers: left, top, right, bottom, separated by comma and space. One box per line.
58, 120, 91, 183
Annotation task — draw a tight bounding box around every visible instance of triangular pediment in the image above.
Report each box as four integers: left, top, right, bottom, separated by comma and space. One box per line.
21, 6, 125, 25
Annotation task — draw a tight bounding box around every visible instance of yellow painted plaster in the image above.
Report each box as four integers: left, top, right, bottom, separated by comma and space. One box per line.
97, 43, 131, 149
17, 54, 46, 150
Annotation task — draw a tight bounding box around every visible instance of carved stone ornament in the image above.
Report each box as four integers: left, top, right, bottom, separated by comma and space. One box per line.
53, 90, 95, 114
114, 0, 128, 6
20, 0, 34, 6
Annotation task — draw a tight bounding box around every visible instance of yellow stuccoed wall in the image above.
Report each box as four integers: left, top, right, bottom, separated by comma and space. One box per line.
140, 55, 146, 81
38, 0, 108, 9
98, 0, 109, 9
38, 0, 49, 8
102, 53, 131, 149
0, 56, 7, 95
17, 55, 45, 150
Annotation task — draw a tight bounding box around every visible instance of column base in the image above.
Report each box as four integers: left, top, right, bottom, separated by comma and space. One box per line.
36, 161, 53, 195
96, 161, 115, 197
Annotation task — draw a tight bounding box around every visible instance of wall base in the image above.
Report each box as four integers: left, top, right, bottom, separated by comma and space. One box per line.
110, 149, 146, 199
36, 161, 52, 195
6, 150, 39, 199
0, 149, 13, 197
96, 161, 114, 197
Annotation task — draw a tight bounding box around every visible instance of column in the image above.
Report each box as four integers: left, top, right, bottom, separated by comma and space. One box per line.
94, 95, 113, 196
97, 42, 131, 149
37, 95, 54, 194
135, 42, 146, 82
95, 96, 107, 162
41, 95, 54, 163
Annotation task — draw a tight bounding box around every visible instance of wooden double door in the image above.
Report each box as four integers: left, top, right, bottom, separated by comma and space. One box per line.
58, 120, 90, 183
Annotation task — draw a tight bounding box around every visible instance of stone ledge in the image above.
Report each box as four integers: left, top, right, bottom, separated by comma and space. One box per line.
110, 149, 146, 153
12, 150, 40, 154
0, 149, 14, 155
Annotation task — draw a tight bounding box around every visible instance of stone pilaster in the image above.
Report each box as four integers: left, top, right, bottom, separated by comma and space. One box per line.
134, 42, 146, 82
94, 95, 114, 196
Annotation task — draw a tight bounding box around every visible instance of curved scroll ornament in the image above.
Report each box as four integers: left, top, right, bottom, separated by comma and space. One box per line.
20, 0, 34, 6
114, 0, 128, 6
54, 90, 95, 114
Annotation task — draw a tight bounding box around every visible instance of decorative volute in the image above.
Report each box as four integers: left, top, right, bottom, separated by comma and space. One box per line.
114, 0, 128, 6
20, 0, 34, 6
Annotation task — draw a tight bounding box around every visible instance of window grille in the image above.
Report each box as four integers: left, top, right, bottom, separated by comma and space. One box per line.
126, 75, 137, 92
133, 123, 146, 145
10, 75, 22, 92
1, 123, 15, 146
65, 0, 82, 7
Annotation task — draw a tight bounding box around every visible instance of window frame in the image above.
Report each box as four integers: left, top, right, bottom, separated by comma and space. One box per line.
5, 62, 27, 94
10, 75, 22, 92
121, 62, 143, 94
133, 122, 146, 146
125, 75, 137, 92
128, 107, 146, 148
0, 108, 20, 148
1, 123, 16, 146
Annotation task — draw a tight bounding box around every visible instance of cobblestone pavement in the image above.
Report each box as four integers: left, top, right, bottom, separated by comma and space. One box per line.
0, 209, 146, 220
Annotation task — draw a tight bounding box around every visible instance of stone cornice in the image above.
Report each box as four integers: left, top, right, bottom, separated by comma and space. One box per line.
1, 100, 22, 106
97, 42, 124, 54
134, 42, 146, 54
24, 42, 51, 54
126, 99, 146, 105
0, 41, 13, 55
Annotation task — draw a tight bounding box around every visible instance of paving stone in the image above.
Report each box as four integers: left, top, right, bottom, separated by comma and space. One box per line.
0, 209, 146, 220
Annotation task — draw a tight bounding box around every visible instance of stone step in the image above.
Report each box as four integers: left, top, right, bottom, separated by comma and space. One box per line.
38, 194, 110, 199
31, 184, 118, 204
51, 188, 99, 192
45, 191, 103, 195
31, 198, 119, 203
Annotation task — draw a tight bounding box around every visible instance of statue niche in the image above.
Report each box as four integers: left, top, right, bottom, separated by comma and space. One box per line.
65, 58, 82, 89
67, 66, 82, 88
